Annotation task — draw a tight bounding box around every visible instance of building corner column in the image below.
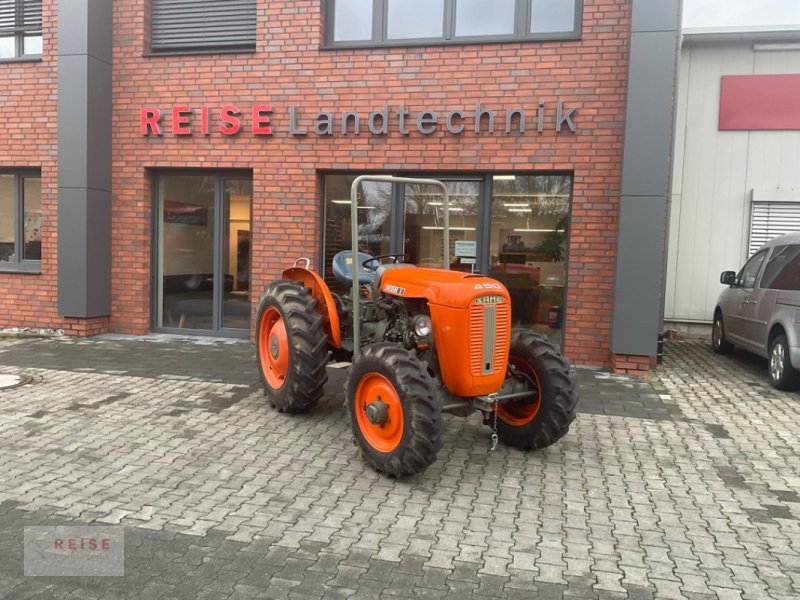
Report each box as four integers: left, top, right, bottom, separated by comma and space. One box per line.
611, 0, 682, 372
56, 0, 113, 332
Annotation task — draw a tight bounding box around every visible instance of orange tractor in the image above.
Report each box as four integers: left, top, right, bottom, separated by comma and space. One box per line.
256, 176, 578, 477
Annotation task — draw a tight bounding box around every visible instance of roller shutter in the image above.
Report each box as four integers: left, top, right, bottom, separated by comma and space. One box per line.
151, 0, 256, 52
0, 0, 41, 35
749, 201, 800, 256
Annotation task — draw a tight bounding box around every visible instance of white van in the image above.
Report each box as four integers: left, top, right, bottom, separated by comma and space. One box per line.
713, 232, 800, 389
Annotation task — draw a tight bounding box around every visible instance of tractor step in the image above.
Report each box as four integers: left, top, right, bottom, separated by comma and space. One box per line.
328, 361, 352, 369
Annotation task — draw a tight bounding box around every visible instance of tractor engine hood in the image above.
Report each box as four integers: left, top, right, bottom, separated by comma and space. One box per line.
379, 268, 510, 308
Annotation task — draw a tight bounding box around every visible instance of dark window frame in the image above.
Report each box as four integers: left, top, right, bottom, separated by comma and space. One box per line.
149, 0, 257, 56
323, 0, 582, 49
0, 0, 43, 61
0, 169, 42, 274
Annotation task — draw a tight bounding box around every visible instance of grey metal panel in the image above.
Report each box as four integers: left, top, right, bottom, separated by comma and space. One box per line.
87, 0, 113, 62
613, 0, 680, 356
57, 188, 111, 317
57, 54, 88, 189
151, 0, 257, 51
83, 188, 112, 316
57, 0, 112, 318
631, 0, 680, 33
57, 188, 88, 316
86, 55, 112, 192
58, 0, 87, 55
620, 31, 679, 198
612, 196, 668, 356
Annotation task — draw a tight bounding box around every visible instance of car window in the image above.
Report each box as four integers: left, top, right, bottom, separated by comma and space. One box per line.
736, 249, 768, 289
762, 244, 800, 290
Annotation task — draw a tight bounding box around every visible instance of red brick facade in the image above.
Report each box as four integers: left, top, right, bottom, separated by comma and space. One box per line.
0, 0, 633, 369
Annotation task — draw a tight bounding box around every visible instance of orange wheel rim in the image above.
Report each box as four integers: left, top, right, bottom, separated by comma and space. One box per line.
258, 307, 289, 389
355, 372, 404, 453
496, 356, 542, 426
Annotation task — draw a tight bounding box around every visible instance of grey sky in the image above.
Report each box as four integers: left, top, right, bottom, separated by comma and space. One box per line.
683, 0, 800, 27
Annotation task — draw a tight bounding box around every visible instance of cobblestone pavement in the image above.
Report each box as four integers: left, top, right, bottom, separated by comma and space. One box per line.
0, 335, 799, 599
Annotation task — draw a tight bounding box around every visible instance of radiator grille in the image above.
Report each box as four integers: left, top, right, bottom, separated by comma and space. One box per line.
469, 305, 483, 375
469, 303, 510, 376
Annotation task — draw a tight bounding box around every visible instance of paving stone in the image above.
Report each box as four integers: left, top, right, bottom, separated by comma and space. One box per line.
1, 338, 800, 599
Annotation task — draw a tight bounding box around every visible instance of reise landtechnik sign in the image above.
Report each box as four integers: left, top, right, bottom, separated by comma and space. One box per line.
140, 101, 577, 137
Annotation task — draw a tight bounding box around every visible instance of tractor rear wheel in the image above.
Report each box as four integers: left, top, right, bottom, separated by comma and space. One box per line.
345, 343, 443, 477
256, 280, 328, 413
493, 330, 577, 450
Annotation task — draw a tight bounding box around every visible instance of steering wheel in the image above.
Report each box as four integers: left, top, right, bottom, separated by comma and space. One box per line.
362, 253, 409, 272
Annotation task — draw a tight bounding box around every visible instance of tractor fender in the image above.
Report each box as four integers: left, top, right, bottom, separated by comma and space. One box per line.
280, 266, 342, 348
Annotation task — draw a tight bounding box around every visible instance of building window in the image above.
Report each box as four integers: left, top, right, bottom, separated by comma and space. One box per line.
151, 0, 256, 54
0, 172, 42, 268
0, 0, 42, 59
326, 0, 581, 46
321, 172, 572, 347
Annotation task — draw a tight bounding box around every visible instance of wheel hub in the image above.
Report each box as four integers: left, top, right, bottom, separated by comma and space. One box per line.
270, 334, 280, 359
365, 398, 390, 425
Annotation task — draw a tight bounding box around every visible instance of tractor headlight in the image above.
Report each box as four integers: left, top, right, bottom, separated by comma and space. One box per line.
413, 315, 432, 337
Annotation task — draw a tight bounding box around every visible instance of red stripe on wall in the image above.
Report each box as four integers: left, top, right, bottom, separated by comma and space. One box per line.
719, 74, 800, 131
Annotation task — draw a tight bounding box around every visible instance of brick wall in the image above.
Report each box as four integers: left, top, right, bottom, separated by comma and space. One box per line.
2, 0, 633, 369
0, 0, 60, 331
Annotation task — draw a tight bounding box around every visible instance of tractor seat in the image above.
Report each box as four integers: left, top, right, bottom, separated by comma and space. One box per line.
332, 250, 376, 286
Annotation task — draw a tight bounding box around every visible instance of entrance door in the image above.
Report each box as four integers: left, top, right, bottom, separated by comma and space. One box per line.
156, 173, 252, 334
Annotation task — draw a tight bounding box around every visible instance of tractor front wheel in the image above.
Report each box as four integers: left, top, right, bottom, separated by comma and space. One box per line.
345, 344, 443, 477
256, 280, 328, 413
493, 330, 578, 450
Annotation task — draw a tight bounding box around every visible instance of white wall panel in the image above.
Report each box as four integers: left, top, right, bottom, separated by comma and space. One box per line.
666, 38, 800, 323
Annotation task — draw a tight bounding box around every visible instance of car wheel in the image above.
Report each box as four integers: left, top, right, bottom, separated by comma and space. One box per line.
712, 313, 734, 354
768, 334, 800, 390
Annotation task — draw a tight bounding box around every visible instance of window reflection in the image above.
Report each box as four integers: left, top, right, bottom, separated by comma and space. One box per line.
387, 0, 445, 39
0, 175, 14, 262
404, 180, 480, 271
323, 174, 392, 288
456, 0, 516, 37
23, 177, 41, 260
531, 0, 577, 34
490, 175, 571, 346
334, 0, 373, 41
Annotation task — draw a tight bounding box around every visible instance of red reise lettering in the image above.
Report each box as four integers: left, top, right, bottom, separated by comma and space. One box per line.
219, 105, 241, 135
172, 105, 191, 135
140, 107, 162, 136
253, 105, 273, 135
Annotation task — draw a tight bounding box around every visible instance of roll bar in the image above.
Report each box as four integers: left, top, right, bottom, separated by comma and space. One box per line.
350, 175, 450, 356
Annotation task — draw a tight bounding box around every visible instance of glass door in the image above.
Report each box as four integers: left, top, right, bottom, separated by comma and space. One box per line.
222, 179, 253, 330
156, 173, 252, 334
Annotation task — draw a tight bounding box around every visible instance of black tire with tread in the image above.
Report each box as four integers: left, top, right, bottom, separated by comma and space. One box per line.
768, 333, 800, 390
345, 343, 443, 477
712, 311, 734, 354
256, 280, 329, 413
495, 330, 578, 450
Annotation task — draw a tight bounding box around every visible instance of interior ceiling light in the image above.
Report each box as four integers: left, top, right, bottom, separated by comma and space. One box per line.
422, 226, 476, 231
